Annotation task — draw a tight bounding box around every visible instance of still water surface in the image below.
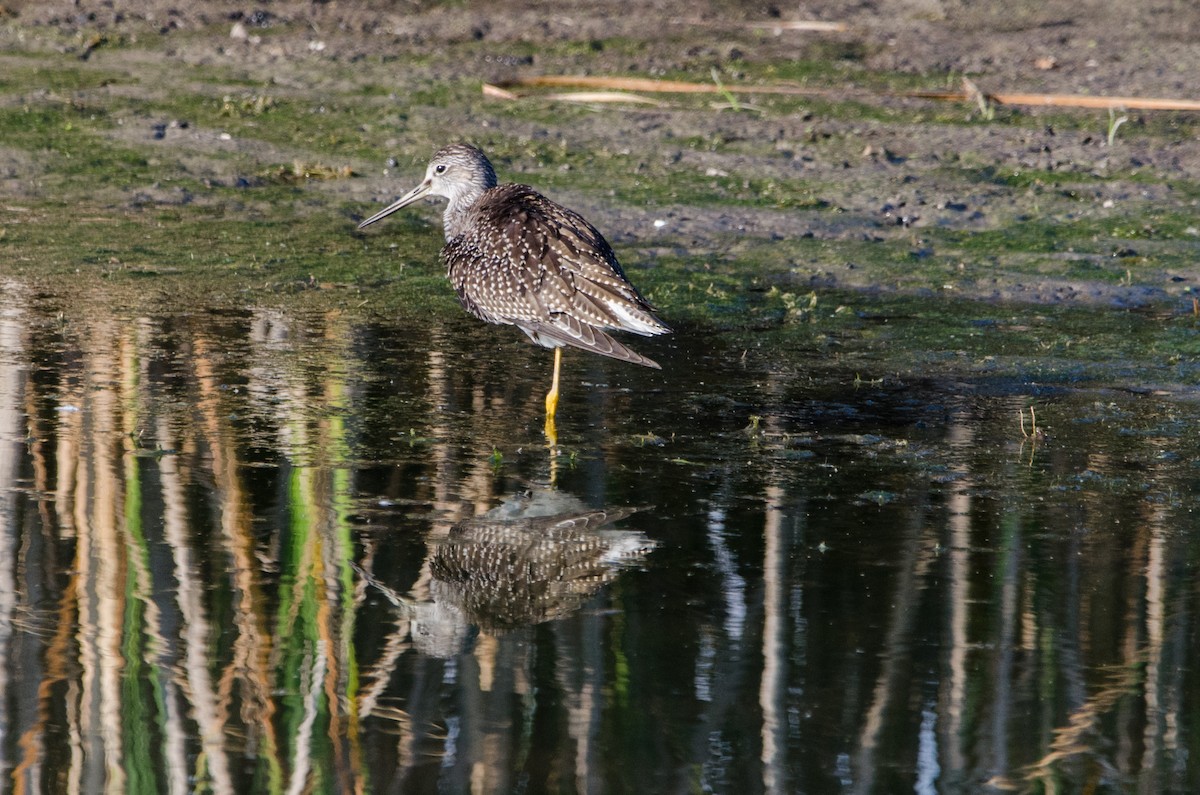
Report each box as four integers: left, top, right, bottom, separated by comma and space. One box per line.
0, 281, 1198, 793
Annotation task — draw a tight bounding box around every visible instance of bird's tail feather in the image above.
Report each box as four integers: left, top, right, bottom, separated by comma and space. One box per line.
518, 321, 661, 369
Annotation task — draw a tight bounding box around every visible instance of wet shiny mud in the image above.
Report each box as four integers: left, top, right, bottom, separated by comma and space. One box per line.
1, 283, 1198, 794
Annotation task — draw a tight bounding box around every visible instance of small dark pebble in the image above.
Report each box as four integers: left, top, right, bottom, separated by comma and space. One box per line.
249, 10, 276, 26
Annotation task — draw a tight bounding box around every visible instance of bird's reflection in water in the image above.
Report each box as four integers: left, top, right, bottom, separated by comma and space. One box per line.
399, 491, 656, 658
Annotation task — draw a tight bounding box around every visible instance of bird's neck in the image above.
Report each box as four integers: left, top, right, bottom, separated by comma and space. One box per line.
442, 176, 496, 241
443, 198, 478, 240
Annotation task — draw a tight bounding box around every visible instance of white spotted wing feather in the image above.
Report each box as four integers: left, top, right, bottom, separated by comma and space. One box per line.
442, 184, 669, 368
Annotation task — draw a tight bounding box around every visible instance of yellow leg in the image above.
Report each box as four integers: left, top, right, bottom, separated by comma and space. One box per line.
546, 424, 559, 484
545, 347, 562, 420
544, 347, 561, 446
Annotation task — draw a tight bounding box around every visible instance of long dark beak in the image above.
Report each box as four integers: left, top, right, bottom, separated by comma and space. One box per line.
357, 179, 433, 229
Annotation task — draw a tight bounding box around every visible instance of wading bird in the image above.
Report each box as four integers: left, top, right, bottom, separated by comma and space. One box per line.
358, 144, 670, 439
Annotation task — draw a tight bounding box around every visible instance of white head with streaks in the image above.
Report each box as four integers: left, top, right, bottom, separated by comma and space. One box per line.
358, 143, 498, 240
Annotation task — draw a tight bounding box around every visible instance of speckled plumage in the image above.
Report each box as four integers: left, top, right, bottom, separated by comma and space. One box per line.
430, 506, 655, 632
358, 144, 670, 368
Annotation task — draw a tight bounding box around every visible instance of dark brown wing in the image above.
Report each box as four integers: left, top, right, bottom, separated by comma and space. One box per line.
442, 185, 669, 364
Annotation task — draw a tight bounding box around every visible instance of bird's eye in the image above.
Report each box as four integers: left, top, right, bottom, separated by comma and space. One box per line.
434, 164, 447, 175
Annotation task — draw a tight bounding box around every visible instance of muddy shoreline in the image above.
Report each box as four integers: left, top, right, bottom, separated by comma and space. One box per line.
2, 0, 1199, 310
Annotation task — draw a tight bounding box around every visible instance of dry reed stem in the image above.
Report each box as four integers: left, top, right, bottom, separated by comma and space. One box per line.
488, 75, 1200, 112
